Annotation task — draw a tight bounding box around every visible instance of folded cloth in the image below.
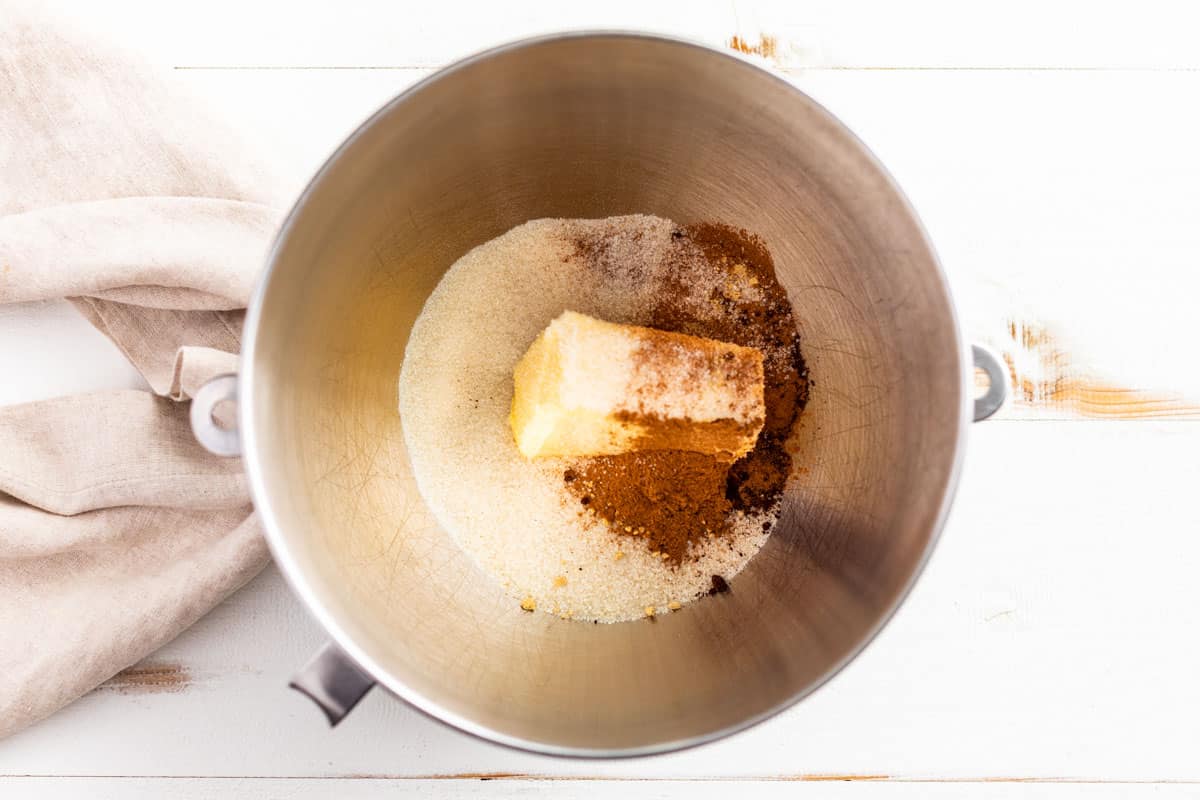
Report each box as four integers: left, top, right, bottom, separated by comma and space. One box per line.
0, 5, 288, 737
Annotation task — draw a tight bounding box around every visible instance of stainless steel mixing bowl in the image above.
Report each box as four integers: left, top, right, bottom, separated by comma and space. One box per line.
191, 32, 1008, 756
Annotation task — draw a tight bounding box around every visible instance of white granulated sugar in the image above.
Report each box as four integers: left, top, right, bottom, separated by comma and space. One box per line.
398, 216, 773, 623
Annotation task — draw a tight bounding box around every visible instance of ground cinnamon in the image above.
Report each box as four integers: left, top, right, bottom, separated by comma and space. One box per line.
566, 452, 730, 562
565, 222, 809, 564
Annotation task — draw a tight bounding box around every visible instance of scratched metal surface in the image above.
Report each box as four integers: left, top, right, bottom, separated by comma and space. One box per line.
3, 0, 1200, 795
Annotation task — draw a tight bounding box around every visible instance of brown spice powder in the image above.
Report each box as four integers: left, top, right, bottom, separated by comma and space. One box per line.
567, 452, 731, 562
565, 222, 809, 564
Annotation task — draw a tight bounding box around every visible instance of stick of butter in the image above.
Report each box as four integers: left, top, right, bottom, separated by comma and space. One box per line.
510, 311, 765, 461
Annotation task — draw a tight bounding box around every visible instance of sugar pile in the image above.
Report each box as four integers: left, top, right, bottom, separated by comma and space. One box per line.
398, 216, 774, 623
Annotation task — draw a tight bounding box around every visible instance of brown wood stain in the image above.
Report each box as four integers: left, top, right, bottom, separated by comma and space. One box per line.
1002, 319, 1200, 419
728, 34, 778, 60
99, 661, 191, 694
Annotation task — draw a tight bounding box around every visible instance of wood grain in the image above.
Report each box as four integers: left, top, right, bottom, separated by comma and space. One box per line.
98, 662, 191, 694
997, 319, 1200, 419
727, 34, 779, 61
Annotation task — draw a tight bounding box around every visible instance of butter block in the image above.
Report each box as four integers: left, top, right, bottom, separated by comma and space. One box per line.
510, 311, 765, 460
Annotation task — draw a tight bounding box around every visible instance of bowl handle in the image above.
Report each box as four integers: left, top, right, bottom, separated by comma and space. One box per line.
189, 373, 241, 456
972, 344, 1009, 422
289, 642, 376, 726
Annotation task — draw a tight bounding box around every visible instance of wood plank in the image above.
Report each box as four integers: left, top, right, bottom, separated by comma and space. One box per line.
34, 0, 1200, 70
799, 69, 1200, 418
5, 776, 1200, 800
2, 422, 1197, 780
9, 64, 1199, 422
26, 4, 1198, 420
163, 67, 1200, 420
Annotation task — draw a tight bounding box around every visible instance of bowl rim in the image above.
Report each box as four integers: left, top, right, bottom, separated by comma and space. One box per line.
239, 29, 972, 759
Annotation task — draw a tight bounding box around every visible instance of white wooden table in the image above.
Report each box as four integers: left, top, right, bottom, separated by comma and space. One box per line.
4, 1, 1200, 796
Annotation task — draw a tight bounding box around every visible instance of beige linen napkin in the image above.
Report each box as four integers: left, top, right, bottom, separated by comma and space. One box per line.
0, 7, 287, 737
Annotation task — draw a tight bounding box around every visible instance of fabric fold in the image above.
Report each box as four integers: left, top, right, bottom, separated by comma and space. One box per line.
0, 499, 247, 560
0, 197, 276, 308
0, 513, 265, 740
0, 392, 248, 515
70, 300, 244, 397
0, 2, 287, 739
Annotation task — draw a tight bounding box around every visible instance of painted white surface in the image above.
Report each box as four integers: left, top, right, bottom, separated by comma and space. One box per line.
7, 778, 1200, 799
4, 0, 1200, 796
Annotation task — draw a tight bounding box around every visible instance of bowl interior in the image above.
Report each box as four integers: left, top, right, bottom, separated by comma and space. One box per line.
245, 34, 965, 754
